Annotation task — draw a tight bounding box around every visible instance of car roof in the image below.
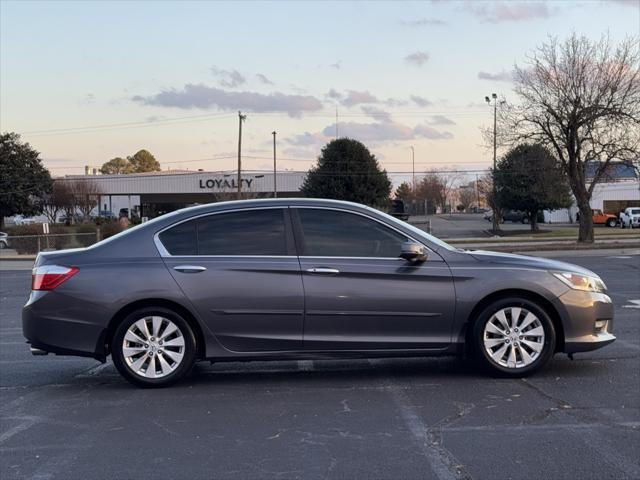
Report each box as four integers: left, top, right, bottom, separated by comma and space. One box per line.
168, 197, 374, 217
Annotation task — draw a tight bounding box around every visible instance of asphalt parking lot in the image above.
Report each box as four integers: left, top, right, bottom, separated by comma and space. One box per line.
0, 253, 639, 480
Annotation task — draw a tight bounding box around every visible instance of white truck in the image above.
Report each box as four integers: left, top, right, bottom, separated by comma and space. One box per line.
619, 207, 640, 229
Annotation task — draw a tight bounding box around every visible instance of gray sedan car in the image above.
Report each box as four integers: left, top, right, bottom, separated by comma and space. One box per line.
23, 199, 615, 387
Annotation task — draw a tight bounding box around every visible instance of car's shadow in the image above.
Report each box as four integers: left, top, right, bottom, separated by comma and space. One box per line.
44, 354, 618, 391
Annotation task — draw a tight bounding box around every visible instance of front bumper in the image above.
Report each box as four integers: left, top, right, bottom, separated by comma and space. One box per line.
553, 289, 616, 354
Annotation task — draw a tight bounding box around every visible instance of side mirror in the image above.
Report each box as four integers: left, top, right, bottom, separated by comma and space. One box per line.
400, 241, 427, 263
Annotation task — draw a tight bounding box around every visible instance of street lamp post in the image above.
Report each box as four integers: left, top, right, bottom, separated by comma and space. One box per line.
272, 131, 277, 198
410, 145, 415, 189
485, 93, 498, 232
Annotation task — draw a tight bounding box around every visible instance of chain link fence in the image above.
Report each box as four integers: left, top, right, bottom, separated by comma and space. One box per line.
1, 233, 98, 255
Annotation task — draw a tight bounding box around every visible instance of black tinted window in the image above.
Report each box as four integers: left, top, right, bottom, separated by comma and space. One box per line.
298, 209, 407, 257
158, 220, 197, 255
197, 209, 287, 255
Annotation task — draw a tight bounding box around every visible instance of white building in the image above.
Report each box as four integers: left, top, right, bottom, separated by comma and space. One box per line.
544, 162, 640, 223
57, 170, 307, 219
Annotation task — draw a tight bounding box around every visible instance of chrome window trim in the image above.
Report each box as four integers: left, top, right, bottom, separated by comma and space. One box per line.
153, 204, 433, 259
153, 206, 292, 258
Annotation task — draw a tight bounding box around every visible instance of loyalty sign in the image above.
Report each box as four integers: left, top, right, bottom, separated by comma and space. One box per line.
199, 178, 254, 190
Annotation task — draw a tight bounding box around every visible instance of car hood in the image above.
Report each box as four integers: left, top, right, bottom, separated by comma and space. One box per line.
466, 250, 598, 277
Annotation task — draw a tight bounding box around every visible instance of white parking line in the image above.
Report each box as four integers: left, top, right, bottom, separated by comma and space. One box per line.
622, 299, 640, 309
0, 415, 41, 444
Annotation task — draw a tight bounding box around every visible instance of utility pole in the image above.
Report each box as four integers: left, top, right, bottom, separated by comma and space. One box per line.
237, 111, 246, 199
485, 93, 498, 232
335, 107, 339, 138
410, 146, 415, 190
272, 131, 277, 198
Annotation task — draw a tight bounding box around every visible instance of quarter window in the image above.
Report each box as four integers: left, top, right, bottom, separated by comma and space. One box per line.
158, 220, 197, 255
297, 209, 408, 257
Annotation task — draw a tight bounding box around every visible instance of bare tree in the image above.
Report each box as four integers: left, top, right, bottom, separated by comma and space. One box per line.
500, 34, 640, 242
477, 173, 504, 227
458, 185, 476, 212
438, 170, 462, 213
415, 174, 444, 214
69, 179, 103, 221
41, 181, 69, 223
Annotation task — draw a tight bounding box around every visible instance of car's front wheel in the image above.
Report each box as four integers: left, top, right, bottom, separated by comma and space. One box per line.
607, 218, 617, 227
473, 297, 556, 377
112, 307, 197, 387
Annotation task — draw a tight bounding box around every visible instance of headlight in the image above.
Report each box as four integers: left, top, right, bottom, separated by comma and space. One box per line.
552, 272, 606, 292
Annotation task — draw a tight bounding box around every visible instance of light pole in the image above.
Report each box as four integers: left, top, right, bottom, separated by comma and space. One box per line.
272, 131, 277, 198
410, 145, 415, 190
485, 93, 498, 232
237, 111, 247, 199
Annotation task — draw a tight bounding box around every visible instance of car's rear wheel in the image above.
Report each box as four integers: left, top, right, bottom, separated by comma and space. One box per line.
473, 297, 556, 377
112, 307, 196, 387
607, 218, 617, 227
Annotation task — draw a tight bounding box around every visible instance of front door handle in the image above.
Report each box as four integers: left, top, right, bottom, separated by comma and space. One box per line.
306, 267, 340, 275
173, 265, 207, 273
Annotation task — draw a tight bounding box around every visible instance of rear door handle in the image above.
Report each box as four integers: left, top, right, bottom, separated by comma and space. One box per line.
306, 267, 340, 274
173, 265, 207, 273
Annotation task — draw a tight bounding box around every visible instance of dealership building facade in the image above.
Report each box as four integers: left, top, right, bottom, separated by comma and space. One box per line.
58, 170, 307, 218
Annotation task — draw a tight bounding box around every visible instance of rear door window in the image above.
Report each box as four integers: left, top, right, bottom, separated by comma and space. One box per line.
197, 209, 288, 256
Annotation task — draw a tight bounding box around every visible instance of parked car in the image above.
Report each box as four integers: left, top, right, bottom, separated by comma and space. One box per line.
389, 199, 409, 221
484, 210, 529, 224
577, 209, 618, 227
12, 215, 36, 226
92, 210, 116, 220
0, 232, 9, 249
619, 207, 640, 229
23, 199, 615, 387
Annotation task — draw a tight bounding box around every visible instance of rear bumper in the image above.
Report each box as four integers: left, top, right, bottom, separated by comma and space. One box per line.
22, 294, 107, 361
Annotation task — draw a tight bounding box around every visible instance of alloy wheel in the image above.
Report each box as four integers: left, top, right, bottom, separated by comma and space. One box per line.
482, 307, 545, 369
122, 316, 185, 378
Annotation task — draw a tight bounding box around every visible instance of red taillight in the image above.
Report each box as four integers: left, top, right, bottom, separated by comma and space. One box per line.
31, 265, 79, 291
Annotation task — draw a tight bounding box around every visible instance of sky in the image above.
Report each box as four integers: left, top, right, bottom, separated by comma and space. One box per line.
1, 0, 638, 183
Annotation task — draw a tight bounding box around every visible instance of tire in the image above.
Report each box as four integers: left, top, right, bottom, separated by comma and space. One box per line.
112, 307, 197, 387
607, 218, 617, 227
522, 217, 529, 224
472, 297, 556, 377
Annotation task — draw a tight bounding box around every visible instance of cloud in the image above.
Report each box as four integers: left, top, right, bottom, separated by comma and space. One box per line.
210, 66, 246, 88
287, 131, 324, 146
132, 84, 323, 116
413, 124, 454, 140
401, 17, 447, 26
610, 0, 639, 7
385, 98, 409, 107
323, 122, 415, 142
405, 51, 430, 67
340, 90, 379, 107
361, 106, 392, 123
79, 93, 95, 105
427, 115, 456, 125
478, 70, 513, 82
326, 88, 342, 100
255, 73, 274, 85
287, 119, 454, 146
410, 95, 432, 107
465, 1, 553, 23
